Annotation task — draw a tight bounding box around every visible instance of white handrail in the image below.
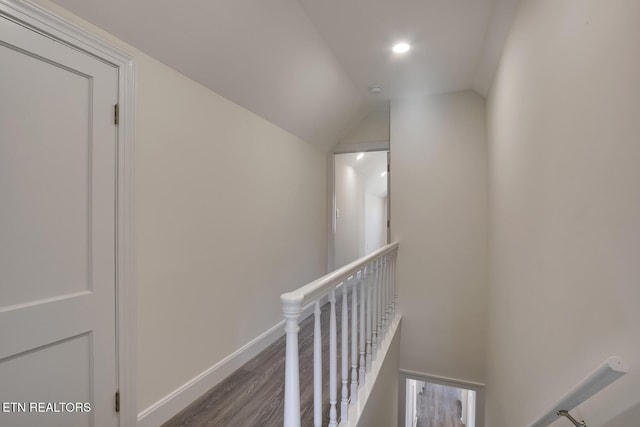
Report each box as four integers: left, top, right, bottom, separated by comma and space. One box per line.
281, 242, 399, 307
527, 356, 629, 427
281, 241, 399, 427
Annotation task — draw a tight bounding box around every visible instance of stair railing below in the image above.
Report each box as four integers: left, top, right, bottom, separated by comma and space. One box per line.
527, 356, 628, 427
281, 241, 400, 427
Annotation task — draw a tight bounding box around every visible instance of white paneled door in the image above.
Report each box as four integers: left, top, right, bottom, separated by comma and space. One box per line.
0, 15, 119, 427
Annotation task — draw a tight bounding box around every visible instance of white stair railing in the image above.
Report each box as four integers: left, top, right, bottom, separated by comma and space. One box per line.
281, 242, 399, 427
527, 356, 628, 427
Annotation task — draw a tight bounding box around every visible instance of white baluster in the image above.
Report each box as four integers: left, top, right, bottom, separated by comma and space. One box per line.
313, 299, 322, 427
282, 294, 303, 427
329, 288, 338, 427
341, 278, 349, 421
386, 255, 391, 331
391, 251, 397, 321
394, 250, 398, 317
366, 264, 373, 370
281, 243, 400, 427
386, 256, 391, 334
376, 258, 384, 349
371, 260, 378, 358
359, 268, 366, 380
376, 258, 383, 351
351, 272, 359, 401
381, 256, 387, 342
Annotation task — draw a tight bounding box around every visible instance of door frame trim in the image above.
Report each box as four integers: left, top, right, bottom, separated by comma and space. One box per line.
398, 370, 486, 427
0, 1, 137, 425
328, 141, 390, 272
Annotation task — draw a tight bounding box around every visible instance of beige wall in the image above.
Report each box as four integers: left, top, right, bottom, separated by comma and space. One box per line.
334, 155, 364, 268
604, 402, 640, 427
338, 109, 390, 146
34, 0, 327, 411
486, 0, 640, 425
356, 322, 400, 427
364, 194, 387, 255
391, 91, 489, 383
135, 60, 327, 410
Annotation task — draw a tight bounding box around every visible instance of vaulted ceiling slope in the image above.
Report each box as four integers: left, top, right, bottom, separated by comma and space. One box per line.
51, 0, 520, 150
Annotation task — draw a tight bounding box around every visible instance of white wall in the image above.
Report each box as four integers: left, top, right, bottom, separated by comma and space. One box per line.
135, 63, 326, 412
34, 0, 327, 413
338, 108, 390, 146
604, 402, 640, 427
391, 91, 489, 383
365, 194, 387, 255
356, 320, 400, 427
486, 0, 640, 426
334, 156, 362, 268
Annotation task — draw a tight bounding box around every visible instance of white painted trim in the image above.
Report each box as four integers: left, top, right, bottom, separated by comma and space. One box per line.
332, 141, 390, 154
115, 45, 137, 427
138, 301, 318, 427
327, 151, 336, 272
398, 370, 486, 427
0, 0, 135, 64
0, 2, 137, 426
399, 370, 485, 390
137, 323, 284, 427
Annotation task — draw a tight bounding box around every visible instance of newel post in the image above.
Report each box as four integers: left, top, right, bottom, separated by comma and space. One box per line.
281, 293, 303, 427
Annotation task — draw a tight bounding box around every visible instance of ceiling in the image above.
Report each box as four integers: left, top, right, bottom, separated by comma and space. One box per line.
50, 0, 521, 150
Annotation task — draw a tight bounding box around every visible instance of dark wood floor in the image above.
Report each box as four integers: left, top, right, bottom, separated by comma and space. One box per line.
163, 293, 355, 427
415, 382, 464, 427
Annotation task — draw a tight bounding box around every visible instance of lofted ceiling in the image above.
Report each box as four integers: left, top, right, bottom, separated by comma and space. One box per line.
50, 0, 521, 150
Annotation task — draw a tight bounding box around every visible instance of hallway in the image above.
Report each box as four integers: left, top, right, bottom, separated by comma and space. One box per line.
2, 1, 639, 426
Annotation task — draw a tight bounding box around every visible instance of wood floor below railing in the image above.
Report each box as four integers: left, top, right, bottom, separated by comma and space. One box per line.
163, 295, 354, 427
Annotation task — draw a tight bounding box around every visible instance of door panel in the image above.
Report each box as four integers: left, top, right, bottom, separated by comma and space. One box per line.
0, 42, 91, 307
0, 16, 118, 427
0, 333, 93, 427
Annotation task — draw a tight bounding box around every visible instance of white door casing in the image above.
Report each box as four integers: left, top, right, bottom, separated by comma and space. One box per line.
0, 2, 136, 425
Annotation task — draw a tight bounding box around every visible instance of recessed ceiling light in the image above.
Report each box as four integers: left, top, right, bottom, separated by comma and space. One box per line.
392, 42, 411, 54
381, 171, 387, 177
356, 153, 364, 160
368, 85, 383, 94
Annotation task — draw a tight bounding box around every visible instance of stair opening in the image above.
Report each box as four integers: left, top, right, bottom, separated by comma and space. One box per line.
400, 373, 485, 427
405, 379, 476, 427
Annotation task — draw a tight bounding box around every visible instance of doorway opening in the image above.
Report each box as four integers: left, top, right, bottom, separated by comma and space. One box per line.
405, 379, 476, 427
399, 372, 485, 427
331, 150, 389, 269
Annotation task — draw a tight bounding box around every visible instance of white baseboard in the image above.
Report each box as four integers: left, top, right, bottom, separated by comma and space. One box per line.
137, 303, 317, 427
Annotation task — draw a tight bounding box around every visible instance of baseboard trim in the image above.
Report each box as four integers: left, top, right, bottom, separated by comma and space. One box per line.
137, 303, 317, 427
